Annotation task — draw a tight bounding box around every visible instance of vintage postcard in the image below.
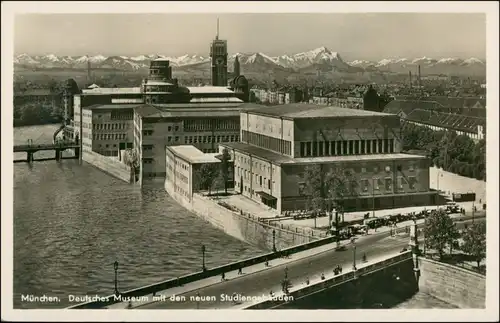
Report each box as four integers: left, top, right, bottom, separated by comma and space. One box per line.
2, 1, 498, 322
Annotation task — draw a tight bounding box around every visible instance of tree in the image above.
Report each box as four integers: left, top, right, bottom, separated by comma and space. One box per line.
324, 166, 358, 225
123, 148, 139, 183
194, 163, 219, 196
302, 164, 358, 232
461, 222, 486, 269
219, 148, 231, 195
424, 210, 460, 260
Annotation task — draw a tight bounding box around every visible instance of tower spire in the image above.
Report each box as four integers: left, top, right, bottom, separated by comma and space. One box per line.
216, 18, 219, 40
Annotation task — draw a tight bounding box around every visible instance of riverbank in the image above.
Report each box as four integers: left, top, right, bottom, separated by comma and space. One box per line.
165, 181, 323, 251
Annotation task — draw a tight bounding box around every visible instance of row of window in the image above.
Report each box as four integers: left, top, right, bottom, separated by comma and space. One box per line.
110, 111, 134, 120
93, 123, 129, 131
299, 139, 395, 157
236, 155, 275, 175
96, 150, 119, 157
173, 184, 190, 200
93, 133, 127, 141
184, 119, 239, 132
184, 135, 239, 144
296, 176, 418, 195
241, 130, 292, 156
237, 168, 273, 190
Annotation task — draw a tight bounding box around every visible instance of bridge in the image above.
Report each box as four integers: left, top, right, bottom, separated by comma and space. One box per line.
14, 141, 81, 163
67, 215, 482, 310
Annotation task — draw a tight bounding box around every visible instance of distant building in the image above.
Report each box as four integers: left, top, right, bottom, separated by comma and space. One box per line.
210, 20, 228, 86
220, 103, 436, 214
383, 99, 486, 140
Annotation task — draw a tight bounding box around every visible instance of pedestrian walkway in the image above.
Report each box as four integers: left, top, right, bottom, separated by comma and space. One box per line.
106, 238, 353, 309
234, 251, 413, 309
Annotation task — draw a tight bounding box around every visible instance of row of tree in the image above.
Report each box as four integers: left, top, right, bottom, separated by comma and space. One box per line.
424, 210, 486, 269
401, 122, 486, 181
14, 103, 63, 127
193, 149, 231, 195
14, 78, 80, 127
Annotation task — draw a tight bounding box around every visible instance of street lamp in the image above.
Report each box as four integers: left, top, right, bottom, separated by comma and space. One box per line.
113, 261, 119, 296
272, 229, 276, 252
351, 238, 357, 271
372, 178, 376, 218
201, 245, 207, 272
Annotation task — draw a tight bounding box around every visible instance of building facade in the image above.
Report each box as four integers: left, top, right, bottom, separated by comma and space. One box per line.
222, 103, 436, 214
165, 146, 222, 202
134, 99, 243, 180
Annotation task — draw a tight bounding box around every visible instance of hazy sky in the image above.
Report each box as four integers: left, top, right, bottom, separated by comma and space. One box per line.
14, 13, 486, 60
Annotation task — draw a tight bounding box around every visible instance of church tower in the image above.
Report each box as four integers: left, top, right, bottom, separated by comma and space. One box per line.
210, 18, 228, 86
234, 55, 240, 77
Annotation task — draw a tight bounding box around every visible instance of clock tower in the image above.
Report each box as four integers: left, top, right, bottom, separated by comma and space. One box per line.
210, 18, 228, 86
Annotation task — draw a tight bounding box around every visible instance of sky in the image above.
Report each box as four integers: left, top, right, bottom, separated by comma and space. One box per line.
14, 13, 486, 61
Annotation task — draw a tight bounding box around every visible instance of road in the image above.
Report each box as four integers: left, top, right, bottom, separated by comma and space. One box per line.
124, 217, 482, 310
139, 233, 407, 309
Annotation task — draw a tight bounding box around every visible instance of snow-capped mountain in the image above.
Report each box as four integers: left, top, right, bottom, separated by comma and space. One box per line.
275, 46, 351, 71
13, 51, 486, 76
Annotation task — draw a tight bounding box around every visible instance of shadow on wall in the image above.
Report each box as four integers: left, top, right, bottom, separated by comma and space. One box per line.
276, 258, 419, 309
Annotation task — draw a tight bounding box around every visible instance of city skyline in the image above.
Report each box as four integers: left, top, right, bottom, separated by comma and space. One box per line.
14, 13, 486, 61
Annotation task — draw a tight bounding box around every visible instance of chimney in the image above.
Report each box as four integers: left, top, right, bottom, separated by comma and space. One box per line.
418, 65, 421, 89
409, 71, 412, 89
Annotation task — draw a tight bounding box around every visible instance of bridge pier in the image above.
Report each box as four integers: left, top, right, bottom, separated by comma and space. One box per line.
27, 152, 34, 163
74, 146, 81, 160
55, 149, 62, 161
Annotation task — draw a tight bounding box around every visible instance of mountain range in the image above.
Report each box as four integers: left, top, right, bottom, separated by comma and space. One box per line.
14, 47, 486, 76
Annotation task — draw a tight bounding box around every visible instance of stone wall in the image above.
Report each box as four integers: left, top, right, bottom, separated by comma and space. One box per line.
83, 150, 132, 183
250, 254, 418, 309
418, 257, 486, 308
165, 180, 322, 251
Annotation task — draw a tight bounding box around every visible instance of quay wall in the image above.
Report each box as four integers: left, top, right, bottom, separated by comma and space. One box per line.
418, 257, 486, 308
82, 150, 132, 183
165, 180, 327, 251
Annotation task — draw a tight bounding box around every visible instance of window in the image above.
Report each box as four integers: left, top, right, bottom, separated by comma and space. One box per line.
168, 126, 172, 131
374, 166, 379, 173
362, 179, 369, 192
361, 167, 366, 173
396, 165, 402, 172
374, 178, 380, 190
398, 177, 404, 189
167, 136, 172, 142
385, 178, 392, 191
408, 176, 416, 189
175, 126, 179, 131
409, 164, 415, 172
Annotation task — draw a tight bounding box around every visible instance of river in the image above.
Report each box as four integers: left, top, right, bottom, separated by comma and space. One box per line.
12, 124, 455, 309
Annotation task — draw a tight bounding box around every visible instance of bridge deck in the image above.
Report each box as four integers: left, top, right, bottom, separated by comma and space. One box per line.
14, 143, 80, 152
72, 214, 481, 310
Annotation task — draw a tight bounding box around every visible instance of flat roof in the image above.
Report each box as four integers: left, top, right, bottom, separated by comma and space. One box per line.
168, 145, 221, 164
134, 103, 244, 118
190, 97, 243, 103
83, 103, 143, 110
241, 103, 395, 120
187, 86, 234, 94
144, 81, 175, 86
221, 142, 426, 166
81, 87, 142, 95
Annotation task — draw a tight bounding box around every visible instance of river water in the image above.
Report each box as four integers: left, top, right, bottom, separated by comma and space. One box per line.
12, 125, 454, 309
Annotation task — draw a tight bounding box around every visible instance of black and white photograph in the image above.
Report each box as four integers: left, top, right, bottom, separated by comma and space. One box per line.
2, 1, 499, 322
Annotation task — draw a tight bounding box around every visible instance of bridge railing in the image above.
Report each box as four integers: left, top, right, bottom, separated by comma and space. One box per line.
68, 234, 342, 309
243, 251, 413, 310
